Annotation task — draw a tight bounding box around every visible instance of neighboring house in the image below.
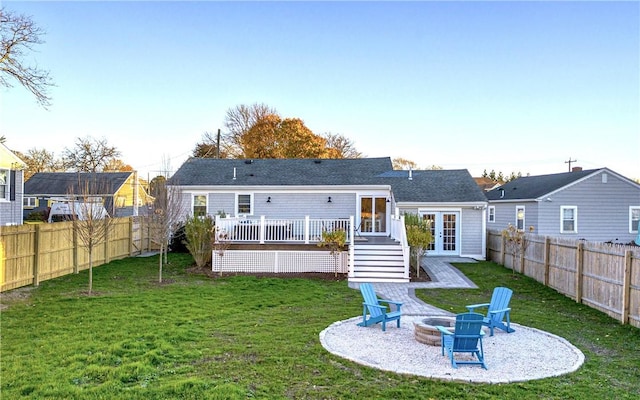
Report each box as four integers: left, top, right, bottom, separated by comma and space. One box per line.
0, 143, 26, 225
485, 168, 640, 243
23, 172, 154, 220
169, 157, 488, 282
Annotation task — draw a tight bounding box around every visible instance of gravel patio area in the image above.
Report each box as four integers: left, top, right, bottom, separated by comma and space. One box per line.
320, 315, 584, 383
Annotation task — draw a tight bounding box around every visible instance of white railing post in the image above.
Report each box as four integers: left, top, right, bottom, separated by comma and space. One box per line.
304, 216, 310, 244
399, 215, 410, 280
349, 215, 355, 278
259, 215, 266, 244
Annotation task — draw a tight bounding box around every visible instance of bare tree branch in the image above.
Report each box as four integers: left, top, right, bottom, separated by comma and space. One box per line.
62, 136, 122, 172
0, 7, 54, 108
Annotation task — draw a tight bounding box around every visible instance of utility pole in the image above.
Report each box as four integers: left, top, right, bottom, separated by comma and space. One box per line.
216, 128, 221, 158
565, 157, 577, 172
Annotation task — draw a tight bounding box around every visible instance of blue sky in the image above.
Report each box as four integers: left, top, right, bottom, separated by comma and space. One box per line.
2, 1, 638, 180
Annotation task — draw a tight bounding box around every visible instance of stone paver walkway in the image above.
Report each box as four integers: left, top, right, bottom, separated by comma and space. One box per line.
348, 257, 478, 316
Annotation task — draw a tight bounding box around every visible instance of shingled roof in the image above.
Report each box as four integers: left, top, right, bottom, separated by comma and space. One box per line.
377, 170, 488, 203
485, 169, 600, 201
169, 157, 394, 186
25, 172, 132, 196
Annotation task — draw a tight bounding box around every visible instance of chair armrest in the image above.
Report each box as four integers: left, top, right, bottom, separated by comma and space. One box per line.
435, 326, 453, 335
488, 307, 511, 315
378, 300, 403, 307
362, 302, 387, 311
466, 302, 490, 312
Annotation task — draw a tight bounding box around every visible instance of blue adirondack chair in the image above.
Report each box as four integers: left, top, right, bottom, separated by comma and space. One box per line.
436, 312, 487, 369
356, 283, 402, 331
466, 286, 515, 336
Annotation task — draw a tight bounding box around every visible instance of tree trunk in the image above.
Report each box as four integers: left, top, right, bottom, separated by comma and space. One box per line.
158, 243, 164, 283
88, 251, 93, 295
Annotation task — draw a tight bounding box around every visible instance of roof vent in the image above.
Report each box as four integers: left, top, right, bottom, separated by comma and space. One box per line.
408, 169, 413, 181
499, 188, 505, 198
244, 160, 253, 164
314, 160, 321, 164
572, 166, 582, 172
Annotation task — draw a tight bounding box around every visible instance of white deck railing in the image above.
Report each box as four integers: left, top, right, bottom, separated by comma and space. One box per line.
390, 214, 411, 280
214, 215, 354, 244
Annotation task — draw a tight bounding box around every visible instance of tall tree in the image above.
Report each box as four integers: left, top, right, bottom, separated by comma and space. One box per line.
222, 103, 278, 158
62, 136, 121, 172
243, 115, 329, 159
103, 158, 133, 172
392, 157, 418, 170
322, 133, 362, 158
1, 7, 54, 107
15, 147, 63, 180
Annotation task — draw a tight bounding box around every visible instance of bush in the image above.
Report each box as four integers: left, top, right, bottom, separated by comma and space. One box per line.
184, 216, 214, 268
169, 225, 189, 253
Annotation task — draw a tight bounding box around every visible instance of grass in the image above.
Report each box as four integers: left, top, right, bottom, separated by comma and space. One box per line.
0, 255, 638, 399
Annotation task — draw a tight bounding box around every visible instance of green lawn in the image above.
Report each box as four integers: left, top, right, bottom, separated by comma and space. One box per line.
1, 254, 638, 399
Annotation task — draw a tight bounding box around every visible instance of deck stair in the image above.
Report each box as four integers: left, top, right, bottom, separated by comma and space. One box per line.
350, 237, 409, 283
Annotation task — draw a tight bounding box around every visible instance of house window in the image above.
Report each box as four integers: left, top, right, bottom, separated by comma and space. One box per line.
561, 206, 578, 233
193, 194, 207, 217
0, 169, 8, 200
24, 197, 38, 208
630, 207, 640, 233
488, 206, 495, 223
515, 206, 525, 230
237, 194, 252, 215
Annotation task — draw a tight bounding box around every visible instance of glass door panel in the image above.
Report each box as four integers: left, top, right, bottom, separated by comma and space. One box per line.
360, 197, 373, 233
374, 197, 387, 233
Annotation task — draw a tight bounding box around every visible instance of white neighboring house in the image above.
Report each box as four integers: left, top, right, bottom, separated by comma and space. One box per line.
0, 143, 26, 226
486, 167, 640, 243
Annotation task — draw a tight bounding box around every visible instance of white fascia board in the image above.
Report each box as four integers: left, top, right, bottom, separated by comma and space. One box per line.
488, 199, 536, 204
397, 201, 487, 209
177, 185, 391, 193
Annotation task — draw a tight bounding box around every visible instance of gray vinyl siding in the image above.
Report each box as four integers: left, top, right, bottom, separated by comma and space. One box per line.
204, 191, 357, 219
460, 209, 483, 257
0, 170, 24, 225
492, 201, 539, 231
537, 171, 640, 243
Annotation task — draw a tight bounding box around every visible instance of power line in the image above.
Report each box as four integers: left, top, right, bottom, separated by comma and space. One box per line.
565, 157, 578, 172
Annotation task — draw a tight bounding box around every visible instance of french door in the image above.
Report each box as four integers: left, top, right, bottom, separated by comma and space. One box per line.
421, 211, 460, 255
359, 196, 388, 235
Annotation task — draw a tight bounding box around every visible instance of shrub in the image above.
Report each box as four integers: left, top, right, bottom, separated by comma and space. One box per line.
184, 216, 214, 268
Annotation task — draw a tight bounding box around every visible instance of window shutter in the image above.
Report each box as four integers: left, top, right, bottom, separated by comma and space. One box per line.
9, 170, 16, 201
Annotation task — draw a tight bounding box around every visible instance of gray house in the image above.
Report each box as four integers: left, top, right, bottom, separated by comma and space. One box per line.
169, 157, 487, 282
0, 143, 26, 226
485, 168, 640, 243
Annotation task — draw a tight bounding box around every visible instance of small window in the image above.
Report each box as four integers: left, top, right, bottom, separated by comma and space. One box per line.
630, 207, 640, 233
561, 206, 578, 233
24, 197, 38, 208
516, 206, 525, 230
488, 206, 495, 223
193, 194, 207, 217
237, 194, 252, 215
0, 169, 7, 200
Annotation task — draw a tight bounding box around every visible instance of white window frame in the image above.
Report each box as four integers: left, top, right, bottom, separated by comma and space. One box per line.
0, 169, 9, 201
192, 194, 208, 217
560, 206, 578, 234
630, 206, 640, 233
488, 206, 495, 223
515, 206, 525, 231
24, 197, 38, 208
236, 193, 253, 216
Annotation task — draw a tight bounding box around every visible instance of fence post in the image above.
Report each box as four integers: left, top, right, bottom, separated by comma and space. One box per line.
575, 242, 584, 303
33, 224, 41, 287
129, 217, 134, 256
544, 237, 551, 286
72, 223, 79, 273
500, 233, 506, 265
621, 250, 632, 324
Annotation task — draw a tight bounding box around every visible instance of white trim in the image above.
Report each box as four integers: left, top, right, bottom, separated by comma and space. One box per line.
560, 206, 578, 234
630, 206, 640, 233
488, 206, 495, 223
191, 193, 208, 216
515, 205, 525, 231
0, 168, 9, 202
236, 193, 253, 216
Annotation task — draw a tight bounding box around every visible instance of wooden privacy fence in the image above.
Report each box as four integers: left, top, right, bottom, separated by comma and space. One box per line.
487, 229, 640, 328
0, 217, 153, 292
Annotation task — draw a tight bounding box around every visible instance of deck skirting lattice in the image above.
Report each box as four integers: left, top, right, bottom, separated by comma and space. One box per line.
212, 250, 347, 274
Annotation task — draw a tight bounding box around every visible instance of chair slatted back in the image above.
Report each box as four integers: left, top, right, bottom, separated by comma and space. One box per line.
452, 313, 484, 351
488, 287, 513, 323
359, 283, 383, 318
